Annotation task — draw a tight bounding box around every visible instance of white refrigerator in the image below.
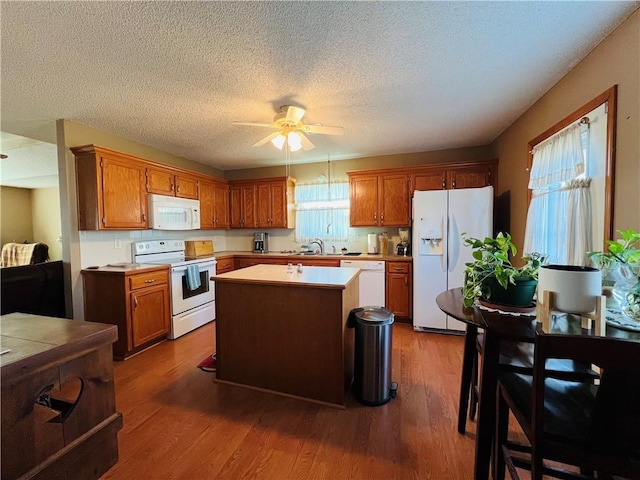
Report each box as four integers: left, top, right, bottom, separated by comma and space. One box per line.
412, 186, 493, 332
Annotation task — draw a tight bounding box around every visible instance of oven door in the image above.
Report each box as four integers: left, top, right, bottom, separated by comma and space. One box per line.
170, 259, 216, 316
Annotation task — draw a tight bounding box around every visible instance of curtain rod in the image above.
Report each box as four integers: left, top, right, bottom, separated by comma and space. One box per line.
529, 116, 590, 155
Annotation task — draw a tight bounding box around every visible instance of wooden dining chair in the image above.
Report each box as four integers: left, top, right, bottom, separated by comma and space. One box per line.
458, 326, 599, 434
494, 326, 640, 480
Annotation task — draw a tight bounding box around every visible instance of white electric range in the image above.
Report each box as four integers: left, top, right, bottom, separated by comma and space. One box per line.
132, 240, 216, 339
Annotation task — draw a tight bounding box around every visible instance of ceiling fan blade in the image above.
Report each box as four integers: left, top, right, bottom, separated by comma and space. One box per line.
299, 132, 315, 151
303, 124, 344, 136
232, 122, 277, 128
252, 131, 282, 148
284, 106, 306, 124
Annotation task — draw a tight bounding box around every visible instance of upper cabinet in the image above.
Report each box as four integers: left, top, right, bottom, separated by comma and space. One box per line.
71, 144, 228, 231
72, 145, 148, 230
349, 173, 410, 227
349, 160, 497, 227
146, 166, 199, 199
199, 177, 229, 230
230, 177, 295, 229
229, 183, 257, 229
410, 160, 497, 195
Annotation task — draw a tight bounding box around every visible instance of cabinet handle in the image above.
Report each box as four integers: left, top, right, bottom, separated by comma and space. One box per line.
381, 213, 384, 221
171, 184, 175, 192
134, 297, 138, 309
452, 179, 456, 189
442, 179, 446, 189
394, 267, 403, 271
374, 213, 377, 221
142, 213, 146, 222
404, 277, 408, 286
144, 279, 156, 283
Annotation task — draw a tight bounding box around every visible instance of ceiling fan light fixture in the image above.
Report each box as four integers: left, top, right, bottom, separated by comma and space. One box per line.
288, 131, 302, 151
271, 134, 286, 150
271, 131, 302, 152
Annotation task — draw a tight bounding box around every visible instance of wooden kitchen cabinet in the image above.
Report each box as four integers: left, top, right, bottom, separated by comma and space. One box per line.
146, 166, 199, 199
230, 177, 295, 229
215, 257, 235, 274
409, 160, 497, 194
81, 265, 170, 360
229, 184, 257, 228
349, 173, 410, 227
199, 177, 229, 229
386, 261, 412, 319
72, 145, 148, 230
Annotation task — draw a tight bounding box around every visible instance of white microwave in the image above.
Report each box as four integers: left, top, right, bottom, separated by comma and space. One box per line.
148, 194, 200, 230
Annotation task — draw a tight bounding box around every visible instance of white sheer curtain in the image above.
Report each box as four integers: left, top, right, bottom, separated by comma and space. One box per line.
524, 123, 593, 265
295, 181, 349, 243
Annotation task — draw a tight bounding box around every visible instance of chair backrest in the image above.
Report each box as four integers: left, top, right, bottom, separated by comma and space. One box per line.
533, 328, 640, 469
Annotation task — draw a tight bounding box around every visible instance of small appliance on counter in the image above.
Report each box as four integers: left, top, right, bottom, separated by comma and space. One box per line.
253, 232, 269, 253
396, 227, 411, 256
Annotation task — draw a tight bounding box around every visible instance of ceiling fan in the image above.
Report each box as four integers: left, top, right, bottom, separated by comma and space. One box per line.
233, 105, 344, 152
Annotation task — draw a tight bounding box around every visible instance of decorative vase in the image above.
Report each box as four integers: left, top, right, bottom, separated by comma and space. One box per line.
481, 275, 538, 308
613, 270, 640, 321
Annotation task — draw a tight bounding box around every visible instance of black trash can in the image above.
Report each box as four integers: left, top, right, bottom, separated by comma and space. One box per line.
348, 306, 398, 406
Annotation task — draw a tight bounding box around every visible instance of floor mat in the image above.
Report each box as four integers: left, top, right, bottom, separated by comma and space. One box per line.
197, 352, 216, 372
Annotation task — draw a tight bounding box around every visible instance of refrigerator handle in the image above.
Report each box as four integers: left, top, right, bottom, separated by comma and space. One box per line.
448, 213, 459, 272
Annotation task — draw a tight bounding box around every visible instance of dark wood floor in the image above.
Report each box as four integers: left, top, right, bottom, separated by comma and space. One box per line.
102, 321, 479, 479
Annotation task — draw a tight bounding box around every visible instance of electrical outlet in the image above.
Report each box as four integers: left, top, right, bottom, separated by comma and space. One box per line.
115, 239, 122, 249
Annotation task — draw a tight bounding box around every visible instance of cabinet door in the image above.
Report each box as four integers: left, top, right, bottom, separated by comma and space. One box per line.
146, 167, 175, 195
213, 182, 229, 229
411, 168, 447, 194
269, 181, 288, 228
242, 185, 257, 228
386, 273, 411, 318
379, 174, 410, 226
101, 156, 147, 229
256, 183, 272, 228
350, 175, 378, 226
229, 186, 243, 228
199, 179, 216, 229
175, 174, 199, 199
449, 164, 494, 190
130, 284, 170, 347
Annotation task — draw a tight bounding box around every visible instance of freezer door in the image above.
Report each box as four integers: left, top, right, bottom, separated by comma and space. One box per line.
412, 190, 448, 330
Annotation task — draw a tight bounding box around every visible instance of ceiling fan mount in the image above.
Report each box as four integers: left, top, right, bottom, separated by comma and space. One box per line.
233, 105, 343, 151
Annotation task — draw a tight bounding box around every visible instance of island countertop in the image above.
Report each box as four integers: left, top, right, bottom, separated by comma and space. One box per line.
213, 264, 361, 289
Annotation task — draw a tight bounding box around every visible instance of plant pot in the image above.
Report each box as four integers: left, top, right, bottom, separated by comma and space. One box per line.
537, 265, 601, 314
481, 275, 538, 308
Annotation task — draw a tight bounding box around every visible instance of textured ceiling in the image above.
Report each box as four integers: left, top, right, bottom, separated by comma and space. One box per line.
1, 1, 638, 174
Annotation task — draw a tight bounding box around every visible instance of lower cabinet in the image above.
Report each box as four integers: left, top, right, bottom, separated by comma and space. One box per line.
386, 261, 412, 319
82, 265, 170, 360
215, 257, 235, 274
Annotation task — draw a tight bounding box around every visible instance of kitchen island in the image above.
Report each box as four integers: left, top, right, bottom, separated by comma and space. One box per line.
213, 264, 360, 407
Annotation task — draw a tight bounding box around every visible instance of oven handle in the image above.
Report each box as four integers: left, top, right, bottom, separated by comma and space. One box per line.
171, 261, 216, 275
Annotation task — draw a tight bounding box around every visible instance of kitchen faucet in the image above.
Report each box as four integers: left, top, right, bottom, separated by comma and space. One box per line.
309, 238, 324, 254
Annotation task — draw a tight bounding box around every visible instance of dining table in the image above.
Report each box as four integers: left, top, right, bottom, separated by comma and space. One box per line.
435, 288, 640, 480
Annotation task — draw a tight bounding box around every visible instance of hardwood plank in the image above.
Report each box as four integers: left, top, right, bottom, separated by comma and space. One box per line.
102, 322, 483, 479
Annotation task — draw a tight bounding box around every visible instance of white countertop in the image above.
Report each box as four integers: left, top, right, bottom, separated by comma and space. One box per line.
214, 264, 361, 289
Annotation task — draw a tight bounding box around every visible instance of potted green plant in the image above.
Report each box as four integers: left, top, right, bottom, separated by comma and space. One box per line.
589, 228, 640, 320
461, 232, 545, 308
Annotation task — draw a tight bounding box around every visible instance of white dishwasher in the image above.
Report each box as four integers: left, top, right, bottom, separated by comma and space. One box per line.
340, 259, 386, 308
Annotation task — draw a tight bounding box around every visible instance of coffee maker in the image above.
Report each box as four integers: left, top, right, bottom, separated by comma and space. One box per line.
253, 232, 269, 253
396, 227, 411, 256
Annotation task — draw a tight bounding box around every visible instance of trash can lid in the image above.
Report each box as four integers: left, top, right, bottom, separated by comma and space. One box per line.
355, 306, 394, 325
